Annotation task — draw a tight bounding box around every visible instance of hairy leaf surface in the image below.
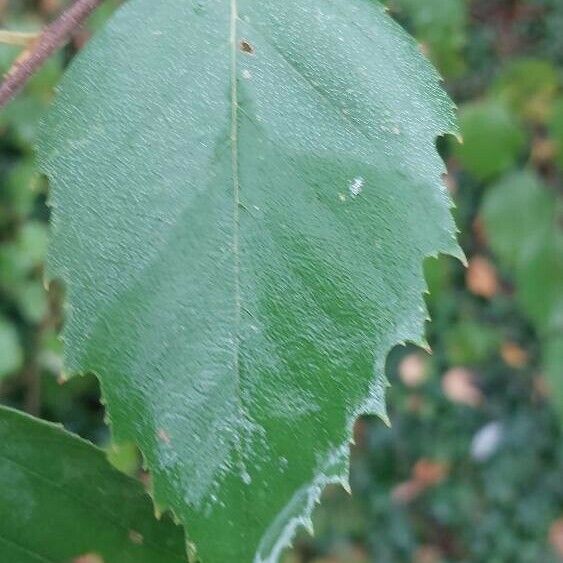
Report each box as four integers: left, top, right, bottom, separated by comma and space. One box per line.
39, 1, 461, 561
0, 406, 185, 562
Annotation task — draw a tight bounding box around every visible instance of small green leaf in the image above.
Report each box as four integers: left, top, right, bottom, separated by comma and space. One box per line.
0, 406, 186, 562
482, 171, 553, 267
483, 171, 563, 334
39, 1, 461, 560
453, 101, 526, 180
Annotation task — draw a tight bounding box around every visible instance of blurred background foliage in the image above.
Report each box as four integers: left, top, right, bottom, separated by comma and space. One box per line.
0, 0, 562, 562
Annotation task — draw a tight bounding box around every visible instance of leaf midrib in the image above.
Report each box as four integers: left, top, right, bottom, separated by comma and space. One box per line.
229, 0, 247, 485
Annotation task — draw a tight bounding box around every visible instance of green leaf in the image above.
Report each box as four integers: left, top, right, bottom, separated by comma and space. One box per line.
0, 43, 63, 149
388, 0, 467, 77
444, 320, 500, 365
491, 58, 559, 123
0, 316, 23, 379
545, 335, 563, 418
0, 406, 186, 562
18, 221, 49, 267
482, 171, 563, 334
14, 280, 49, 324
550, 97, 563, 169
39, 1, 461, 561
483, 171, 563, 420
481, 171, 553, 268
453, 101, 526, 181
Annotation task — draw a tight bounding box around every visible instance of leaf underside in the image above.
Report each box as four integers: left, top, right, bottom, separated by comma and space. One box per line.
39, 1, 461, 561
0, 406, 185, 563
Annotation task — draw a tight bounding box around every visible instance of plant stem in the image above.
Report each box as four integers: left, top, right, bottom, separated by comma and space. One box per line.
0, 0, 104, 109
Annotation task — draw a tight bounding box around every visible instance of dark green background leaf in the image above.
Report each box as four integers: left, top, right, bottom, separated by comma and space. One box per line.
0, 406, 186, 563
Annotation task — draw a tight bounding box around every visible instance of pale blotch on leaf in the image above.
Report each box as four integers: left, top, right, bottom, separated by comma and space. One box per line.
157, 428, 171, 444
128, 529, 144, 545
73, 554, 104, 563
348, 177, 364, 197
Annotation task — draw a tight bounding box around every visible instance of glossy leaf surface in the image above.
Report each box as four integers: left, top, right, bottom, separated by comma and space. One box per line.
39, 1, 461, 561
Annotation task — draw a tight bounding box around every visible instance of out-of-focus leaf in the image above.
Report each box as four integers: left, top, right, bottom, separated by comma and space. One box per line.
454, 101, 526, 180
516, 231, 563, 335
492, 58, 559, 123
2, 159, 41, 220
481, 171, 552, 266
550, 97, 563, 168
0, 316, 23, 379
0, 52, 63, 149
14, 281, 49, 324
0, 406, 187, 562
483, 170, 563, 420
444, 320, 499, 365
545, 336, 563, 418
18, 221, 49, 267
0, 222, 49, 291
483, 171, 563, 333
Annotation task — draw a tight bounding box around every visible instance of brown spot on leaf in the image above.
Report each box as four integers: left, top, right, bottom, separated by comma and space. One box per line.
239, 39, 255, 54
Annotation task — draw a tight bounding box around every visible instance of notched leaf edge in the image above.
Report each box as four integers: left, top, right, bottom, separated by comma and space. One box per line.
37, 4, 463, 561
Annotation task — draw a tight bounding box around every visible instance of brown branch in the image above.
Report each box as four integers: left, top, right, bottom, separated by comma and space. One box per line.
0, 0, 104, 109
